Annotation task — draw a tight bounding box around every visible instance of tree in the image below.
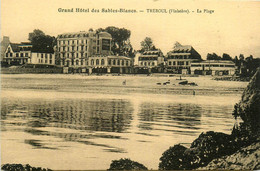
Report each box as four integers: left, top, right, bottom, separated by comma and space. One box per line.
206, 53, 221, 60
233, 56, 239, 65
96, 26, 131, 56
28, 29, 45, 42
222, 53, 232, 60
28, 29, 56, 53
140, 37, 155, 52
239, 54, 245, 61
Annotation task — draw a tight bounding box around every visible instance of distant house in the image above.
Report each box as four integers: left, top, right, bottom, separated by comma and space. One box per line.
3, 42, 55, 65
137, 49, 164, 73
166, 43, 201, 74
190, 60, 236, 75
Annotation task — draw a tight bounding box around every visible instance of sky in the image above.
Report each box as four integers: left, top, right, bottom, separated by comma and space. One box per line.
1, 0, 260, 59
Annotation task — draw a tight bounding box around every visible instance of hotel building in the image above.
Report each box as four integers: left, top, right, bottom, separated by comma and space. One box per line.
166, 43, 201, 74
56, 30, 112, 69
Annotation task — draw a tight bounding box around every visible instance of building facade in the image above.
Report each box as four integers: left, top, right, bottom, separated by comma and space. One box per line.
57, 30, 112, 68
88, 55, 134, 74
137, 50, 164, 73
3, 42, 55, 66
166, 43, 201, 74
190, 60, 236, 75
30, 53, 55, 65
4, 43, 33, 65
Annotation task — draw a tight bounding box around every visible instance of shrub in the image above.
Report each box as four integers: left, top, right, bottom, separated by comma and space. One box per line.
158, 144, 187, 170
108, 158, 148, 170
1, 163, 52, 171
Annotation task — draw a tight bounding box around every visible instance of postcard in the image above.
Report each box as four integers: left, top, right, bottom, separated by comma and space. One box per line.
1, 0, 259, 170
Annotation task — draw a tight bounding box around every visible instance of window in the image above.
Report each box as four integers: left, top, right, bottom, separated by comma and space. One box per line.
169, 61, 172, 66
122, 60, 124, 66
177, 61, 184, 65
81, 52, 84, 57
141, 62, 143, 65
21, 53, 24, 57
113, 60, 116, 65
101, 59, 105, 65
81, 60, 84, 65
108, 59, 111, 65
144, 62, 147, 66
76, 60, 79, 65
25, 53, 28, 57
96, 59, 99, 65
186, 61, 189, 65
91, 59, 94, 65
117, 60, 120, 65
126, 61, 129, 66
10, 53, 13, 57
152, 62, 155, 66
16, 53, 19, 57
41, 54, 43, 58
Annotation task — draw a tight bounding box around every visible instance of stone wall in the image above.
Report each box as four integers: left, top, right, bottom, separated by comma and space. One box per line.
1, 67, 63, 74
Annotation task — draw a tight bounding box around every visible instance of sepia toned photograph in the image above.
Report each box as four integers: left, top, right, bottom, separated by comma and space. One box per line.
1, 0, 260, 170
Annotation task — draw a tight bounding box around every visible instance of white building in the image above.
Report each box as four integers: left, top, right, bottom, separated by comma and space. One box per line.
3, 42, 55, 65
190, 60, 236, 75
30, 53, 55, 65
137, 50, 164, 73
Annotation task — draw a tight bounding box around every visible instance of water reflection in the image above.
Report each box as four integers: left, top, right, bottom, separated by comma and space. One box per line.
1, 98, 133, 153
1, 95, 236, 169
2, 99, 133, 133
138, 103, 201, 134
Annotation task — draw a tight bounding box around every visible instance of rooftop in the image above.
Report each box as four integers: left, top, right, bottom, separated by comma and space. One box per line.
141, 50, 162, 56
192, 60, 235, 64
58, 31, 112, 39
